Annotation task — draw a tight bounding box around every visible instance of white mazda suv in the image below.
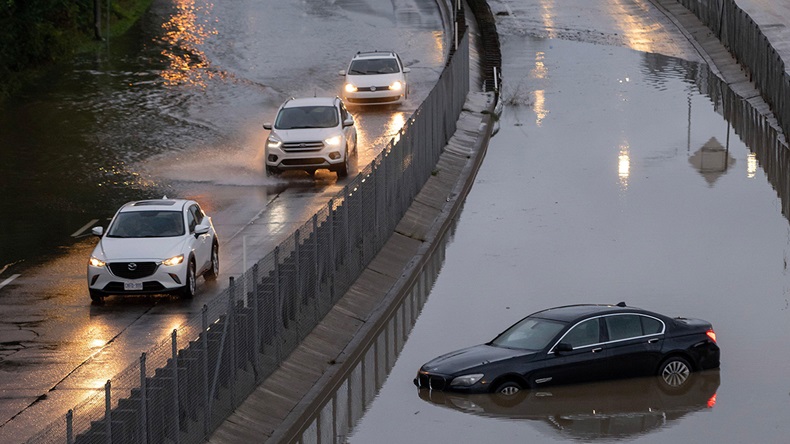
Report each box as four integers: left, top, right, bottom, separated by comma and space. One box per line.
87, 198, 219, 302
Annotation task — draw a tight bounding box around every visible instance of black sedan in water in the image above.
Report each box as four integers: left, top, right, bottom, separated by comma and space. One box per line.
414, 303, 720, 395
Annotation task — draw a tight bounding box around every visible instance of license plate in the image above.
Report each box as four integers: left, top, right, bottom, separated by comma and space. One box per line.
124, 282, 143, 291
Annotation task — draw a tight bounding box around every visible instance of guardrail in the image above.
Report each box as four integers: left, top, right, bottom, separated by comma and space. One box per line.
27, 4, 470, 444
677, 0, 790, 141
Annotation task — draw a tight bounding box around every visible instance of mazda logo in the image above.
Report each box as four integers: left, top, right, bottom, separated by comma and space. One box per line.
128, 263, 137, 271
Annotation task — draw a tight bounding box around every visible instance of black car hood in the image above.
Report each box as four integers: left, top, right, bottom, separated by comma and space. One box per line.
422, 344, 535, 375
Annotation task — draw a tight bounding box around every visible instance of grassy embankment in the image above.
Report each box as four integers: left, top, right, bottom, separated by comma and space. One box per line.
0, 0, 153, 100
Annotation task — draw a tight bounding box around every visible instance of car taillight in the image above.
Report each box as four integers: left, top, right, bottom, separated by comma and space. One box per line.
706, 329, 717, 343
707, 393, 717, 408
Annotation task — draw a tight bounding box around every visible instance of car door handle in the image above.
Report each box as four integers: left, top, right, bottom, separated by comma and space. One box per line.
591, 348, 603, 353
648, 338, 659, 344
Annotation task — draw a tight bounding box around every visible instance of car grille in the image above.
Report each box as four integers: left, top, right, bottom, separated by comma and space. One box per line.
282, 141, 324, 152
109, 262, 159, 279
102, 281, 166, 293
281, 158, 327, 166
416, 373, 448, 390
356, 85, 392, 92
347, 96, 400, 104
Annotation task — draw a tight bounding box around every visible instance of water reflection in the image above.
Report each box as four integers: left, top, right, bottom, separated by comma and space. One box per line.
160, 0, 220, 88
688, 137, 735, 186
418, 372, 720, 441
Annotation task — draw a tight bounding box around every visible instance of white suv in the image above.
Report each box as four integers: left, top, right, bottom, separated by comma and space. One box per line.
87, 198, 219, 302
339, 51, 410, 106
263, 96, 357, 177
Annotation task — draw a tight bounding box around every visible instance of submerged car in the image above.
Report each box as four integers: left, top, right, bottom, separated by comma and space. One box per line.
339, 50, 410, 106
414, 303, 720, 395
263, 96, 357, 177
87, 198, 219, 302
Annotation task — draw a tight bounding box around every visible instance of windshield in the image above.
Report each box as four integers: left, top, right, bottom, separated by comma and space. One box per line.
107, 211, 185, 238
490, 317, 567, 351
348, 58, 400, 75
275, 106, 339, 129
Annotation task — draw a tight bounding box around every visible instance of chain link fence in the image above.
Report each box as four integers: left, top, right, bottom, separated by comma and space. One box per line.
27, 3, 469, 444
677, 0, 790, 141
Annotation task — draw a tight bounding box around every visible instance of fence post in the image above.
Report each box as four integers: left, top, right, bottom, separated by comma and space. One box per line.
313, 214, 320, 319
140, 352, 148, 444
171, 329, 180, 444
229, 276, 237, 408
274, 246, 283, 361
252, 263, 261, 380
66, 409, 73, 444
201, 305, 210, 435
104, 380, 112, 444
295, 228, 302, 323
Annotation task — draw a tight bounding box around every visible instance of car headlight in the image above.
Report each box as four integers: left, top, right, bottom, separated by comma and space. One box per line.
324, 135, 342, 147
450, 374, 484, 387
345, 83, 358, 93
266, 134, 282, 149
89, 257, 106, 267
390, 80, 403, 91
161, 254, 184, 266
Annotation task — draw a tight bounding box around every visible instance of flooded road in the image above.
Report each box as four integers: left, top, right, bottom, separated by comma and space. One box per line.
0, 0, 448, 440
347, 2, 790, 443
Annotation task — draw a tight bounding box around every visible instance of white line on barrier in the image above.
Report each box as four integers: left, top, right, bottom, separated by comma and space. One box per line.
0, 274, 20, 290
71, 219, 99, 237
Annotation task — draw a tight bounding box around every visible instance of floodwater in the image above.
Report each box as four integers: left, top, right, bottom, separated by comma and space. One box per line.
347, 33, 790, 444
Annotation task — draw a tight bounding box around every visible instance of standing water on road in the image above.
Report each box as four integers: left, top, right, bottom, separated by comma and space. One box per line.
346, 37, 790, 443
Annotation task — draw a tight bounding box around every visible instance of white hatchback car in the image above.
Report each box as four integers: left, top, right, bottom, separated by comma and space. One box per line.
339, 51, 410, 106
87, 198, 219, 302
263, 96, 357, 177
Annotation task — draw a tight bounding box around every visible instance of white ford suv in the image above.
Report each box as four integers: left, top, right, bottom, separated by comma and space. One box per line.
339, 51, 410, 106
263, 96, 357, 177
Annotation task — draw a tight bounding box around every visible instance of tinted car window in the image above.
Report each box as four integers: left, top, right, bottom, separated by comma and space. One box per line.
641, 316, 663, 335
491, 317, 566, 351
349, 58, 400, 74
562, 318, 601, 348
606, 315, 644, 341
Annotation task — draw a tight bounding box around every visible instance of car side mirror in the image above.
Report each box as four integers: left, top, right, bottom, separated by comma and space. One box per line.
338, 70, 346, 76
194, 225, 210, 237
263, 122, 272, 130
554, 343, 573, 354
343, 117, 354, 127
403, 67, 411, 73
92, 226, 104, 237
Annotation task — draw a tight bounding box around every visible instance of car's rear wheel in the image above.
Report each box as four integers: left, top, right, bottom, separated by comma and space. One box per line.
180, 259, 196, 299
89, 289, 104, 303
658, 356, 692, 389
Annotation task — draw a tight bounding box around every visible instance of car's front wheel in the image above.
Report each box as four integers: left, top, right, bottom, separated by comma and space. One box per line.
658, 356, 692, 389
337, 149, 350, 178
266, 165, 281, 177
180, 259, 196, 299
491, 380, 526, 407
205, 242, 219, 281
89, 289, 104, 303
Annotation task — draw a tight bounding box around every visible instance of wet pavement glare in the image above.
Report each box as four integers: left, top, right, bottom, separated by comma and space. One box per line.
348, 36, 790, 443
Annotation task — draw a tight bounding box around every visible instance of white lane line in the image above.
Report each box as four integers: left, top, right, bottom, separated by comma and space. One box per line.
71, 219, 99, 237
0, 274, 21, 290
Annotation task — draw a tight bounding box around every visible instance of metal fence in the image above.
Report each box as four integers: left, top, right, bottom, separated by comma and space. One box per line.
677, 0, 790, 141
28, 5, 470, 444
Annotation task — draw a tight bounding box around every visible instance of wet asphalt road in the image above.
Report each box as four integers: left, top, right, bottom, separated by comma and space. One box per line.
348, 1, 790, 443
0, 0, 447, 440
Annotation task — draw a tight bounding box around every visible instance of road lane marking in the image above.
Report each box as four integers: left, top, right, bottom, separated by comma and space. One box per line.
0, 274, 20, 290
71, 219, 99, 237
